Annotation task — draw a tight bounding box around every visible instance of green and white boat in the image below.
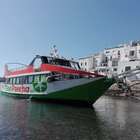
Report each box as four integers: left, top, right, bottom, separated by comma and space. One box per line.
0, 55, 114, 106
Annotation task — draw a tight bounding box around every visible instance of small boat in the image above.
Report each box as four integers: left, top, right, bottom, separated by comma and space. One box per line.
0, 54, 114, 106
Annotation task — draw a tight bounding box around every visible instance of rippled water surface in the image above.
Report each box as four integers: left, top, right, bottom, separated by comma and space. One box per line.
0, 94, 140, 140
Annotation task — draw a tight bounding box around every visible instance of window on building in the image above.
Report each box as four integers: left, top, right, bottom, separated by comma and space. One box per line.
129, 50, 135, 56
125, 66, 131, 71
118, 50, 120, 56
95, 60, 98, 67
85, 62, 87, 66
112, 60, 118, 66
113, 68, 117, 72
81, 62, 83, 66
106, 51, 110, 53
105, 57, 108, 63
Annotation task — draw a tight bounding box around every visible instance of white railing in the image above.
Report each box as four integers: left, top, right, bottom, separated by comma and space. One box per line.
6, 63, 28, 72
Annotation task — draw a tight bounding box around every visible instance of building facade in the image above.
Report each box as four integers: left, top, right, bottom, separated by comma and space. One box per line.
79, 41, 140, 76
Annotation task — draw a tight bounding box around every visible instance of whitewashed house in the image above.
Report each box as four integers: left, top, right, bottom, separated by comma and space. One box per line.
79, 56, 94, 71
79, 41, 140, 77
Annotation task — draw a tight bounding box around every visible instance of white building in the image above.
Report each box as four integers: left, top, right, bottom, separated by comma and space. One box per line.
79, 56, 95, 71
79, 41, 140, 76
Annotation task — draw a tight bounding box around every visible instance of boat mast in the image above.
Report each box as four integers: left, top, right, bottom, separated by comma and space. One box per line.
50, 45, 60, 58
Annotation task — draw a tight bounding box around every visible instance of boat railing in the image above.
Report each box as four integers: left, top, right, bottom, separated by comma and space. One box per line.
6, 63, 29, 72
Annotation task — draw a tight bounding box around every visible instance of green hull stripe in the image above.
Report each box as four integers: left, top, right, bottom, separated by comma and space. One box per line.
0, 78, 114, 104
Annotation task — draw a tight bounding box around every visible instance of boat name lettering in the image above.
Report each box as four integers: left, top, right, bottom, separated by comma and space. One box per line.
12, 85, 30, 93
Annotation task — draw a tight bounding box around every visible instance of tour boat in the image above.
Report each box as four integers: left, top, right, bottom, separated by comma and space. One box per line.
0, 54, 114, 106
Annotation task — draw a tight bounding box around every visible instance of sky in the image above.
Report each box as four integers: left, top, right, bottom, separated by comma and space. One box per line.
0, 0, 140, 75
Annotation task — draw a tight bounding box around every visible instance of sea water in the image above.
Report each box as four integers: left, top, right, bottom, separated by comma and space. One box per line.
0, 94, 139, 140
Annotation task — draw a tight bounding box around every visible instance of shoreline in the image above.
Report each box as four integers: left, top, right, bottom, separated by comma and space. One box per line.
106, 82, 140, 101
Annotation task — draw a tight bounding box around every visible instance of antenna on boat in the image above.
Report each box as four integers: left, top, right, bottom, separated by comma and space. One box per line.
50, 45, 60, 58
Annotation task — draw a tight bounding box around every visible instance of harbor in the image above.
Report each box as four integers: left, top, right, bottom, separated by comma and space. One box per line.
0, 46, 139, 139
0, 94, 139, 140
0, 0, 140, 139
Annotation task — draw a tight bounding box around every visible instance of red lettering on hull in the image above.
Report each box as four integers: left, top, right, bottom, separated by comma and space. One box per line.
12, 85, 29, 93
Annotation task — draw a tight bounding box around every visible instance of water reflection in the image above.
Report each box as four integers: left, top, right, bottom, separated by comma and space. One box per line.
27, 101, 106, 140
0, 95, 139, 140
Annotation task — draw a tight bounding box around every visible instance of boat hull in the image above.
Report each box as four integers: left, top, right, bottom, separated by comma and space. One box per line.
0, 77, 114, 106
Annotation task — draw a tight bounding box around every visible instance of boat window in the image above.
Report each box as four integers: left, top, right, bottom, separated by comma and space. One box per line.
25, 76, 29, 84
47, 73, 51, 76
34, 75, 40, 82
19, 77, 23, 84
70, 62, 80, 70
21, 77, 24, 84
13, 77, 27, 85
48, 57, 71, 67
69, 75, 74, 79
41, 74, 46, 81
63, 74, 71, 79
22, 76, 28, 84
41, 56, 48, 64
62, 74, 80, 80
47, 57, 54, 64
13, 78, 16, 84
74, 75, 80, 79
29, 75, 34, 84
47, 57, 80, 69
77, 63, 81, 69
34, 58, 42, 69
54, 59, 71, 67
16, 77, 20, 84
70, 62, 75, 69
6, 78, 10, 84
5, 79, 7, 84
9, 78, 13, 84
47, 72, 82, 81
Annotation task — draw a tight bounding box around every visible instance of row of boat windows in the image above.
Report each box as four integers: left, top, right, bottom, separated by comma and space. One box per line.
33, 56, 81, 70
6, 74, 50, 85
6, 73, 82, 85
46, 57, 81, 70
